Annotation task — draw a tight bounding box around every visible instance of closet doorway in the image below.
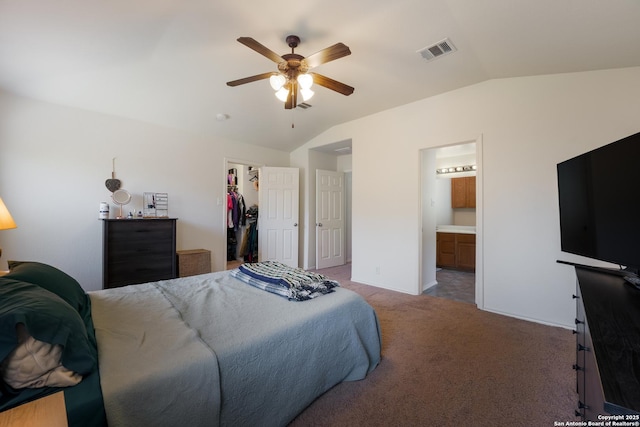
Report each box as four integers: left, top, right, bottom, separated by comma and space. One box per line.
225, 161, 260, 270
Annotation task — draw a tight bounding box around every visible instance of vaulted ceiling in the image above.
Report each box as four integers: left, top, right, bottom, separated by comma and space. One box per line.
1, 0, 639, 152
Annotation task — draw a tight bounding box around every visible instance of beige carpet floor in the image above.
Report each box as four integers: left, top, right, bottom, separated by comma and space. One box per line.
289, 263, 578, 427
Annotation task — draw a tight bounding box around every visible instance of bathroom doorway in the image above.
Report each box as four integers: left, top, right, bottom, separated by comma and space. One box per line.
420, 137, 483, 307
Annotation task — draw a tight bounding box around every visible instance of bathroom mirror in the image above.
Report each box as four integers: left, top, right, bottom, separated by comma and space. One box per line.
112, 189, 131, 219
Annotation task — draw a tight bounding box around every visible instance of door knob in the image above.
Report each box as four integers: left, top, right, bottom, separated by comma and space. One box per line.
317, 223, 323, 227
294, 223, 298, 227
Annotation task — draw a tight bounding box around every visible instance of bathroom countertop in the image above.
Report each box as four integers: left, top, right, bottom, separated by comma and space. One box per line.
436, 225, 476, 234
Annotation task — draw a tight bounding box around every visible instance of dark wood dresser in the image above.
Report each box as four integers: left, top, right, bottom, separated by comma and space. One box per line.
573, 266, 640, 420
102, 218, 177, 289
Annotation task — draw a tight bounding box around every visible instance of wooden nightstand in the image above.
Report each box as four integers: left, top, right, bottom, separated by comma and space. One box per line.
0, 392, 67, 427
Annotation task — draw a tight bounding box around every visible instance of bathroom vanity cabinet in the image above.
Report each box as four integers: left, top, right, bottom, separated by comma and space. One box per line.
436, 232, 475, 271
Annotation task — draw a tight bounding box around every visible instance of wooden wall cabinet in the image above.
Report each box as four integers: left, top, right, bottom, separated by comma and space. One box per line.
103, 218, 177, 289
436, 232, 476, 271
451, 176, 476, 208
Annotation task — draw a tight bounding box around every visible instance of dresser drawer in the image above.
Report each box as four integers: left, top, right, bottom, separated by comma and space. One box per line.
103, 219, 177, 289
106, 236, 174, 258
107, 221, 174, 245
106, 260, 176, 288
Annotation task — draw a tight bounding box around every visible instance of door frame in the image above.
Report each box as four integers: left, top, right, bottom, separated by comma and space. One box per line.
418, 135, 484, 309
223, 157, 264, 267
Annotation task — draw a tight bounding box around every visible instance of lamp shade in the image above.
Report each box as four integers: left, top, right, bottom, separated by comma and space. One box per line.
269, 74, 286, 91
297, 73, 313, 89
300, 88, 314, 101
275, 86, 289, 102
0, 197, 17, 230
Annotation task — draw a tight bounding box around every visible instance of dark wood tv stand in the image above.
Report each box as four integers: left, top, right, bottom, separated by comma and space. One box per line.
572, 266, 640, 420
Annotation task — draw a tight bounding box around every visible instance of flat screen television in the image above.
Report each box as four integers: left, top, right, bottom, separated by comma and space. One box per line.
557, 130, 640, 279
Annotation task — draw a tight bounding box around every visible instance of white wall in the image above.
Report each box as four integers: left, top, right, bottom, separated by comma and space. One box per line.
344, 171, 352, 263
337, 154, 352, 172
421, 149, 437, 291
338, 155, 353, 263
434, 178, 453, 225
3, 67, 639, 328
436, 153, 476, 171
292, 66, 640, 328
0, 91, 289, 290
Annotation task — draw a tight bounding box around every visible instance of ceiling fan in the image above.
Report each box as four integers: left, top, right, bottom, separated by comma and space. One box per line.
226, 35, 354, 109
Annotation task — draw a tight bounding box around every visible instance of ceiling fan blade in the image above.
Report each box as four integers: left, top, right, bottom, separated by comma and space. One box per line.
310, 73, 354, 96
237, 37, 285, 63
303, 43, 351, 69
226, 72, 274, 87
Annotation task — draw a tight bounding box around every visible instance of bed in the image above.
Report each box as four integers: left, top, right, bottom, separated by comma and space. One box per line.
0, 261, 381, 426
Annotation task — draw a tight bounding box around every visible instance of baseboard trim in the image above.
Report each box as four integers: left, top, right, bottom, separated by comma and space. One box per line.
422, 280, 438, 292
350, 275, 418, 295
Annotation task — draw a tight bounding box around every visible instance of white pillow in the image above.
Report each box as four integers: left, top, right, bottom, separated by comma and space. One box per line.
0, 323, 82, 389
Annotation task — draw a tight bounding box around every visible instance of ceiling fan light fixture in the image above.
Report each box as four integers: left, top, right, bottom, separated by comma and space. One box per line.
275, 87, 289, 102
227, 35, 353, 110
297, 73, 313, 89
270, 74, 286, 91
300, 88, 314, 101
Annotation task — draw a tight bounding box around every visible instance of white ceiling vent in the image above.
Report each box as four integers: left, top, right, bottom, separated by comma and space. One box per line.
417, 38, 457, 62
297, 102, 312, 110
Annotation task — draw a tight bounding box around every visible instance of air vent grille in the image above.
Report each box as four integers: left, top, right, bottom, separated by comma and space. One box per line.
297, 102, 312, 109
417, 38, 457, 62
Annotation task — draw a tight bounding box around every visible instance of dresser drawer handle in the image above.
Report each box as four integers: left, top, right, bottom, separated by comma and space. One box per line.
578, 400, 589, 410
577, 344, 589, 352
572, 364, 583, 371
575, 318, 584, 325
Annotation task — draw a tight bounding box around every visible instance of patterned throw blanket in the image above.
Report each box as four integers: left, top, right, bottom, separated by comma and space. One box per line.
230, 261, 339, 301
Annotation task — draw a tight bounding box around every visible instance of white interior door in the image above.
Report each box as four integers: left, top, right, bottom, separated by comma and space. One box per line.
259, 167, 299, 267
316, 169, 345, 269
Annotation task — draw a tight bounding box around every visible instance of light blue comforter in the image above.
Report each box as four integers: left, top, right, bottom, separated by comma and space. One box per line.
90, 269, 381, 427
